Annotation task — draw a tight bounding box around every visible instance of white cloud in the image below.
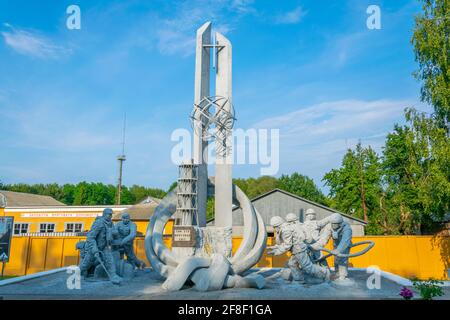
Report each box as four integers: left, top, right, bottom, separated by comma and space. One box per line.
274, 6, 307, 25
255, 99, 412, 138
1, 24, 71, 59
153, 0, 252, 56
253, 99, 425, 187
231, 0, 255, 13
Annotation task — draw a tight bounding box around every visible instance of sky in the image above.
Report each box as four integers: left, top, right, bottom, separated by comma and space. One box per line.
0, 0, 432, 193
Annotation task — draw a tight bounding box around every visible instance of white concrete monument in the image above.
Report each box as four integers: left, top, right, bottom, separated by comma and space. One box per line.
145, 22, 267, 292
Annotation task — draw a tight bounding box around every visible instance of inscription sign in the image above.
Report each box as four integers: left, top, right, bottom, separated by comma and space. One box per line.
172, 226, 197, 247
0, 217, 13, 262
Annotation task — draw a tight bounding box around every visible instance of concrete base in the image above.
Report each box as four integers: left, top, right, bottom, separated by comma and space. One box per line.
0, 268, 449, 300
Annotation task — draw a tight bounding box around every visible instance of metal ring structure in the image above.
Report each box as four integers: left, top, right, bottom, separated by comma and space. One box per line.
190, 95, 236, 157
144, 182, 267, 279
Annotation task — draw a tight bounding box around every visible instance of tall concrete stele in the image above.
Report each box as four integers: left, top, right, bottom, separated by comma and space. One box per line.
193, 22, 233, 232
145, 22, 267, 292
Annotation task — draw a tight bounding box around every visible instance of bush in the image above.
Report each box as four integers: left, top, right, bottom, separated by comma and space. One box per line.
412, 279, 444, 300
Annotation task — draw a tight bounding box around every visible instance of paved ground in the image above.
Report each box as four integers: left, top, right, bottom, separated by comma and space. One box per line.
0, 268, 449, 300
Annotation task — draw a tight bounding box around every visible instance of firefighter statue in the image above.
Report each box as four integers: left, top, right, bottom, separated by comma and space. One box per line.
312, 213, 353, 281
267, 216, 330, 282
78, 208, 122, 285
113, 212, 146, 270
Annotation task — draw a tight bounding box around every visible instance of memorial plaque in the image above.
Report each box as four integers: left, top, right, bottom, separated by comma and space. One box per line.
0, 217, 13, 262
172, 226, 197, 247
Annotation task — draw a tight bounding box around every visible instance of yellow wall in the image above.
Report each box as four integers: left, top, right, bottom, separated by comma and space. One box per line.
2, 213, 448, 280
3, 232, 449, 280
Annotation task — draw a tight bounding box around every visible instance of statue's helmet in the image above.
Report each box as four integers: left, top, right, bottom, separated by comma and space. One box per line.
103, 208, 113, 216
122, 212, 130, 220
285, 213, 298, 223
329, 213, 344, 224
305, 208, 316, 217
270, 216, 285, 228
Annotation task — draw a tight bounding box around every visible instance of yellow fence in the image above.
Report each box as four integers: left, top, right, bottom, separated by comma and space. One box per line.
3, 235, 449, 280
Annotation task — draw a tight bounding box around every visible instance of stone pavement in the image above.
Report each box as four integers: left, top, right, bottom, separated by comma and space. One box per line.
0, 268, 449, 300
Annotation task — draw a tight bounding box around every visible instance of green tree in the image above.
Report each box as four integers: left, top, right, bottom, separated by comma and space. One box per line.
167, 181, 178, 193
411, 0, 450, 126
1, 182, 168, 206
129, 185, 166, 203
233, 176, 279, 199
119, 185, 135, 205
278, 173, 327, 205
206, 197, 215, 221
61, 184, 76, 204
323, 143, 383, 233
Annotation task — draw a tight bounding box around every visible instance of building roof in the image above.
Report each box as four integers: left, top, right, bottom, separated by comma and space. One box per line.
113, 196, 161, 220
0, 190, 66, 207
241, 188, 367, 225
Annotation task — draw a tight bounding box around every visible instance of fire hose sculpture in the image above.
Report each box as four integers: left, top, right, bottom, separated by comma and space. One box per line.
268, 210, 375, 283
144, 183, 267, 292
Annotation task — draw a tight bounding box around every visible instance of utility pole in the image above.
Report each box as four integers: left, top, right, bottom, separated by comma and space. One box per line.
116, 113, 126, 205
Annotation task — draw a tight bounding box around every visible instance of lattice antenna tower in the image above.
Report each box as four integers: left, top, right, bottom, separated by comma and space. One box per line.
116, 113, 127, 205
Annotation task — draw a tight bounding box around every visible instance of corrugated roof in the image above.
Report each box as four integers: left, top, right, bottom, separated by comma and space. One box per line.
113, 196, 162, 220
0, 190, 66, 207
242, 188, 368, 225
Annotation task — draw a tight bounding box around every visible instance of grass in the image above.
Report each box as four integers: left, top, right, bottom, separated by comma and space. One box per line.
0, 275, 16, 281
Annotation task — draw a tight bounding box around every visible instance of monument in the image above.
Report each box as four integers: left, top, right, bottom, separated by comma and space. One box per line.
0, 20, 439, 301
73, 21, 375, 291
143, 21, 377, 292
144, 21, 267, 292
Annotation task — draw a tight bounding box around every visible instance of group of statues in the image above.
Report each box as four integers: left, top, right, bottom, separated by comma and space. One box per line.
76, 208, 145, 285
267, 209, 353, 283
76, 207, 356, 286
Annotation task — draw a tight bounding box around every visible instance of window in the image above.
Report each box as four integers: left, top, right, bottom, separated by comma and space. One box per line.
13, 223, 29, 235
39, 223, 55, 233
65, 223, 83, 233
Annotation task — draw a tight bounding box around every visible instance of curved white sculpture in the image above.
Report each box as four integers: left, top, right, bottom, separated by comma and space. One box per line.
144, 183, 267, 291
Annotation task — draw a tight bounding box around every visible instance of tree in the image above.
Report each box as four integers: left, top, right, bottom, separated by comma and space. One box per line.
382, 108, 450, 234
167, 181, 178, 193
129, 185, 166, 203
206, 197, 215, 221
278, 173, 327, 205
233, 176, 279, 199
323, 143, 383, 233
2, 182, 166, 206
61, 184, 76, 204
411, 0, 450, 126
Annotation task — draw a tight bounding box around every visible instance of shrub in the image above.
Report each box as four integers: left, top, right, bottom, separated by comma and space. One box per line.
412, 279, 444, 300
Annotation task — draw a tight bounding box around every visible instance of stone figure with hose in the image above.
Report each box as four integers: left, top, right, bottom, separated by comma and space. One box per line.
310, 212, 375, 282
267, 216, 331, 282
302, 208, 332, 266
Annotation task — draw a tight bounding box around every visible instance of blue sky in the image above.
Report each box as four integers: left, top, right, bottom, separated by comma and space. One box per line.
0, 0, 431, 192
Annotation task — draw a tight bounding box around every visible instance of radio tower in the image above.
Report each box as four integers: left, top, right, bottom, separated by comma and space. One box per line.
116, 113, 127, 205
